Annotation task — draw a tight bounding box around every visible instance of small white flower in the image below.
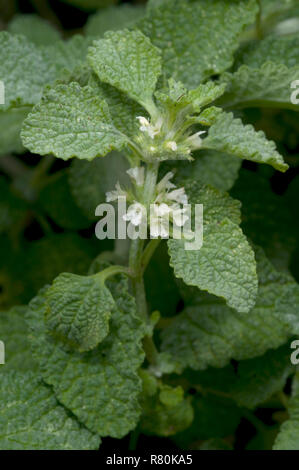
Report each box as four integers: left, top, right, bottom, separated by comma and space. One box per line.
123, 202, 145, 226
136, 116, 162, 139
166, 141, 178, 152
156, 171, 176, 192
166, 187, 188, 205
137, 116, 150, 128
171, 204, 189, 227
186, 130, 206, 149
150, 217, 170, 238
150, 146, 156, 152
106, 182, 126, 202
126, 166, 145, 187
152, 203, 171, 217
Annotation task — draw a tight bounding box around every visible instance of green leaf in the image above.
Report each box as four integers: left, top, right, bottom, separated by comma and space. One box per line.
89, 76, 145, 137
167, 179, 257, 312
162, 248, 299, 370
26, 276, 145, 438
202, 112, 289, 172
0, 32, 54, 110
139, 0, 258, 87
156, 79, 226, 113
218, 62, 299, 111
68, 151, 129, 220
274, 373, 299, 450
21, 82, 128, 160
0, 371, 100, 450
88, 29, 162, 110
8, 14, 61, 46
169, 218, 257, 313
86, 5, 145, 37
0, 306, 38, 372
46, 272, 115, 351
219, 35, 299, 110
39, 171, 91, 230
174, 177, 242, 224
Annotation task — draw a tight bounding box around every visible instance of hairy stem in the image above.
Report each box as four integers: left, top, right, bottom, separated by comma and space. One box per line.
128, 162, 160, 364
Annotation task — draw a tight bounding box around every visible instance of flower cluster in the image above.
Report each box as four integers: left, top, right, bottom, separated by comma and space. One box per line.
106, 168, 189, 238
134, 115, 206, 162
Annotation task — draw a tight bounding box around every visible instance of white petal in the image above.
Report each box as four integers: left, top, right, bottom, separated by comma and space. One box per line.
172, 208, 189, 227
156, 171, 176, 192
136, 116, 150, 127
106, 182, 126, 202
127, 167, 145, 186
123, 202, 144, 226
150, 217, 169, 238
187, 130, 206, 149
167, 187, 188, 205
152, 203, 171, 217
166, 141, 178, 151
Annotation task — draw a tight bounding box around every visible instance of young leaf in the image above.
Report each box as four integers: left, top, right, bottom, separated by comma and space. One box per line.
202, 112, 289, 172
21, 83, 128, 160
45, 272, 115, 351
88, 29, 162, 111
139, 0, 258, 87
0, 371, 100, 450
26, 277, 145, 438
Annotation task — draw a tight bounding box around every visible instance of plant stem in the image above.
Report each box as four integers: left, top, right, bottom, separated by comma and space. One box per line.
128, 162, 160, 364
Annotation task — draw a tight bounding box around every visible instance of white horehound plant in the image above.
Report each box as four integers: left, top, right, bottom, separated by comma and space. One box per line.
1, 0, 299, 451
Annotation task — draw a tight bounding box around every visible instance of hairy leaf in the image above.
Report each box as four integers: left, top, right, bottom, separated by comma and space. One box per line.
0, 371, 100, 450
202, 112, 288, 172
88, 29, 162, 111
26, 277, 145, 438
21, 83, 128, 160
0, 306, 37, 371
139, 0, 258, 87
46, 273, 115, 351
